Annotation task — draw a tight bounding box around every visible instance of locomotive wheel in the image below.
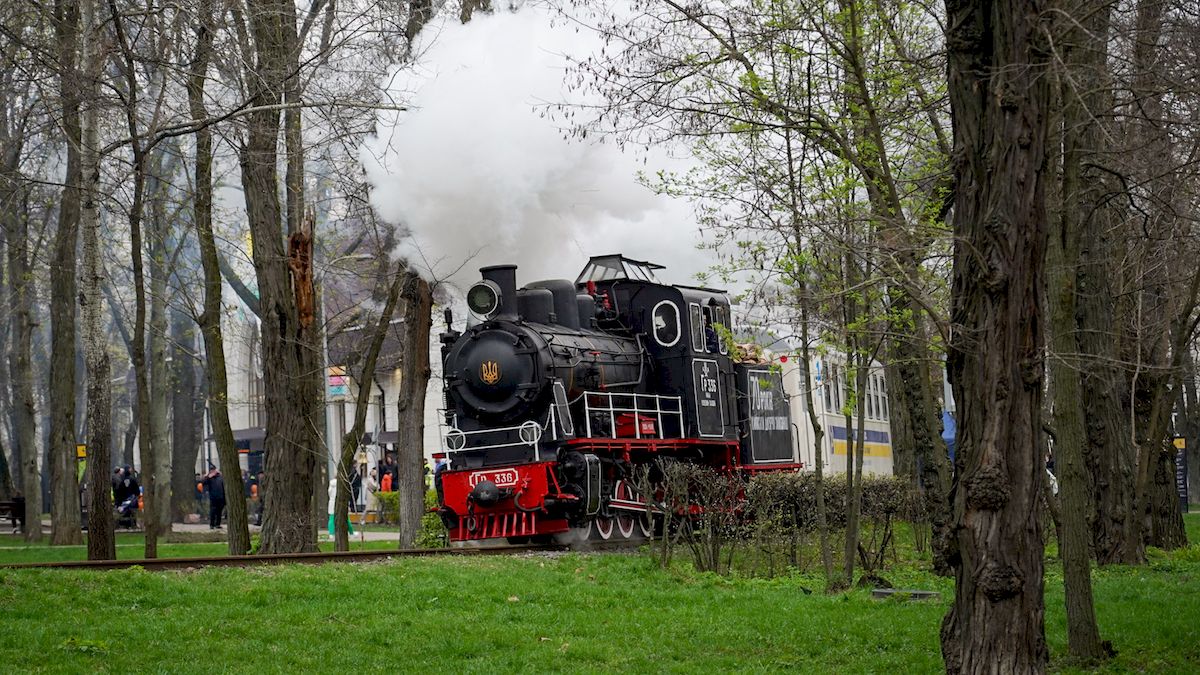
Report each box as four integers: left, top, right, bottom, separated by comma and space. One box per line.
593, 513, 615, 540
614, 481, 637, 539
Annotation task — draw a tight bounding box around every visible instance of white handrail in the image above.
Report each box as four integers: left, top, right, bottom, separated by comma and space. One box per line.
582, 391, 683, 440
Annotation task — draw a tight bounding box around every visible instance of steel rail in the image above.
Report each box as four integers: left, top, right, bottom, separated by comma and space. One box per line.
0, 544, 567, 572
0, 539, 641, 572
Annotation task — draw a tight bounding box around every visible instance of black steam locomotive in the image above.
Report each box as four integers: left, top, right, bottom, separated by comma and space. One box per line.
436, 254, 799, 542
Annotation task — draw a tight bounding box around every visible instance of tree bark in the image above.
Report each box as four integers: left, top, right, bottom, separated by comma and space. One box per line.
189, 0, 249, 555
940, 0, 1052, 671
49, 0, 84, 546
78, 0, 114, 561
4, 122, 40, 543
147, 155, 172, 535
1150, 437, 1186, 549
170, 310, 201, 521
1063, 0, 1140, 568
1047, 45, 1105, 655
396, 272, 432, 548
242, 0, 322, 554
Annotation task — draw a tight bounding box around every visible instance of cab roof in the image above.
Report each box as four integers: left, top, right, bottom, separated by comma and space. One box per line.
575, 254, 664, 284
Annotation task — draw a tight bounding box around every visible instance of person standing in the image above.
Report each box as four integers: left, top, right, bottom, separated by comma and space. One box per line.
254, 471, 266, 526
203, 468, 226, 530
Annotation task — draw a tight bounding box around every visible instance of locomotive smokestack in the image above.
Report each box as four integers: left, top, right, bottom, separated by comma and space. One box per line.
480, 265, 518, 321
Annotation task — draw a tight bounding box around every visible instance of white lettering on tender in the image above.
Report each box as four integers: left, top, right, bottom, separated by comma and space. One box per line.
750, 416, 789, 432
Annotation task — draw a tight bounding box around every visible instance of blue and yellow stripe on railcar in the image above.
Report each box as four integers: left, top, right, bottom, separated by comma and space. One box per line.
829, 426, 892, 458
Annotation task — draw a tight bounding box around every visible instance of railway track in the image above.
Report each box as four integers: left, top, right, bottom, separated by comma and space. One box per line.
0, 539, 640, 572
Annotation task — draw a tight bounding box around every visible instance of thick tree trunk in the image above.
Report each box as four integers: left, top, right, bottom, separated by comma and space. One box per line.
1047, 80, 1105, 660
1062, 0, 1140, 568
396, 273, 432, 548
147, 159, 172, 534
78, 0, 113, 561
940, 0, 1052, 671
189, 0, 249, 555
170, 311, 200, 521
243, 0, 321, 554
885, 363, 915, 479
49, 0, 84, 546
1150, 438, 1186, 549
890, 328, 953, 576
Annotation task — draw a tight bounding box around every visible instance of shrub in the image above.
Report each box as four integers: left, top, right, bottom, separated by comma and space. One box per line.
375, 491, 399, 524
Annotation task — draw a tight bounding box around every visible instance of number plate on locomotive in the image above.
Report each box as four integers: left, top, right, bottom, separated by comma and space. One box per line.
467, 468, 520, 488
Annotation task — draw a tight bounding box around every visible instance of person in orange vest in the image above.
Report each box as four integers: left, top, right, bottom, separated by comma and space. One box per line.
380, 470, 393, 492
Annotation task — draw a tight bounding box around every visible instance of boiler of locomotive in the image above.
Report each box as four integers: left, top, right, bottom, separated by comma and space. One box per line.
443, 264, 644, 424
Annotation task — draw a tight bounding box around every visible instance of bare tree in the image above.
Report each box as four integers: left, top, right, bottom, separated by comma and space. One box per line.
48, 0, 85, 546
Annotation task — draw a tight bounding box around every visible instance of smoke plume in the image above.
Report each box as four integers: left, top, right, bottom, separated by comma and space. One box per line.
360, 6, 707, 291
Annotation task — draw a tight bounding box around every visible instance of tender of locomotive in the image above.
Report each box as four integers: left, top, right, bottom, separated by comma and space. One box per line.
435, 254, 801, 542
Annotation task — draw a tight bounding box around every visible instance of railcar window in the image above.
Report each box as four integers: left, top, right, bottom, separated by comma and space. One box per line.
866, 376, 875, 419
878, 374, 888, 417
880, 377, 889, 420
652, 300, 681, 347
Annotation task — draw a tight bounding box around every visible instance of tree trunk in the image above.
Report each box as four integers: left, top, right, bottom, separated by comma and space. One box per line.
5, 153, 40, 543
1047, 49, 1105, 655
890, 328, 953, 576
843, 354, 870, 588
1150, 438, 1186, 549
940, 0, 1052, 671
189, 0, 249, 555
243, 0, 321, 554
48, 0, 84, 546
78, 0, 114, 561
170, 310, 200, 521
335, 269, 404, 551
396, 272, 432, 548
1061, 0, 1140, 568
146, 155, 172, 535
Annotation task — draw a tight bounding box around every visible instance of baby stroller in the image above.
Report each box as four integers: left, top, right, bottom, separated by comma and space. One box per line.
115, 494, 139, 530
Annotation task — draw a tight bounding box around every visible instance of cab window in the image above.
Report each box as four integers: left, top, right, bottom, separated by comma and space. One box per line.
652, 301, 681, 347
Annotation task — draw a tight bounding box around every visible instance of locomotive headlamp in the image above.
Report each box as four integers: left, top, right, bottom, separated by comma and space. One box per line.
467, 280, 502, 319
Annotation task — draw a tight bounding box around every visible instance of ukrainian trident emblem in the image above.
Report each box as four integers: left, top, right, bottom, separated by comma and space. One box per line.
481, 360, 501, 385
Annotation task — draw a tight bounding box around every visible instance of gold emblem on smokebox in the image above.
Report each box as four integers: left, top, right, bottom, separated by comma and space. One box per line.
480, 360, 501, 385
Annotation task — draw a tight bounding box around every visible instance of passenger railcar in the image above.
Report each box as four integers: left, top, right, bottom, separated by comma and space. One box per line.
435, 255, 801, 542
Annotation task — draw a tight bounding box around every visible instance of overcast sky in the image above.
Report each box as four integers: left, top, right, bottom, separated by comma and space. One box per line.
360, 5, 720, 294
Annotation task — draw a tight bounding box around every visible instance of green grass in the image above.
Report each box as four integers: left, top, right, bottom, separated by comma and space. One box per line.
0, 531, 403, 565
0, 516, 1196, 672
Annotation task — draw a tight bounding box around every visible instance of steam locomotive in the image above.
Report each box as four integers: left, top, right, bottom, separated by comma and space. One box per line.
435, 255, 802, 542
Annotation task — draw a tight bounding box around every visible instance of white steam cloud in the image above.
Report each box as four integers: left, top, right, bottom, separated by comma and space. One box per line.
360, 6, 709, 292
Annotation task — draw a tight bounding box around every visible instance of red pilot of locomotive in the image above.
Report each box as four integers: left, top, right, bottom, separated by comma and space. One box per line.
435, 255, 801, 543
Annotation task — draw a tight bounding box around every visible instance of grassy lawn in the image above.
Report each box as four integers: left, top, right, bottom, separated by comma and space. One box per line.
0, 516, 1195, 672
0, 531, 404, 565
